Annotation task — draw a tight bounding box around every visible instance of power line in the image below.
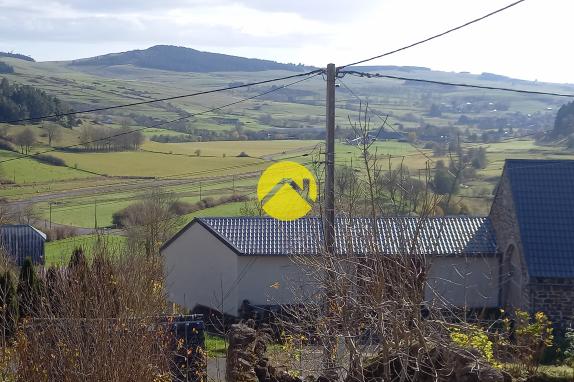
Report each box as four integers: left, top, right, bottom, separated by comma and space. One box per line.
335, 80, 574, 205
0, 71, 322, 165
1, 70, 323, 124
339, 0, 526, 69
338, 78, 438, 166
43, 158, 321, 225
340, 70, 574, 98
337, 78, 559, 148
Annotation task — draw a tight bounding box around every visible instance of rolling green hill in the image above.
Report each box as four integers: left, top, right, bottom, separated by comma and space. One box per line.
1, 48, 574, 227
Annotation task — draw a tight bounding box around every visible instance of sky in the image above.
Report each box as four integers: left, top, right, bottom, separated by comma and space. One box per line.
0, 0, 572, 83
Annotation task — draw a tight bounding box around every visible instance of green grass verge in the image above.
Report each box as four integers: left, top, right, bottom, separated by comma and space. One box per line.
205, 333, 227, 357
0, 149, 93, 184
535, 365, 574, 381
45, 234, 127, 266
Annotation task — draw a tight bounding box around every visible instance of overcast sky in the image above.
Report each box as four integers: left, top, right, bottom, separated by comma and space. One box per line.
0, 0, 572, 83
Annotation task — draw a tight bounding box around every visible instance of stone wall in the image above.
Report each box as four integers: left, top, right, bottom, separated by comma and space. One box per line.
489, 172, 530, 310
530, 277, 574, 331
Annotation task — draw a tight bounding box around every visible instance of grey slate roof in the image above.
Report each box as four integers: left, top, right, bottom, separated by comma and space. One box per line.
504, 159, 574, 278
190, 216, 496, 256
0, 225, 46, 266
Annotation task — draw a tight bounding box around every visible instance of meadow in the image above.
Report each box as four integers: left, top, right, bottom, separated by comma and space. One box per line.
1, 55, 572, 229
45, 234, 127, 266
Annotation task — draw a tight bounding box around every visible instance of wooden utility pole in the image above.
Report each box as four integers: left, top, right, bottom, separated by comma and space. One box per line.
325, 63, 336, 255
323, 63, 337, 379
49, 202, 52, 230
199, 181, 202, 200
94, 199, 98, 229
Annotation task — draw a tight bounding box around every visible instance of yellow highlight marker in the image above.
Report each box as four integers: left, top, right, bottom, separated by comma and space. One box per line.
257, 161, 317, 221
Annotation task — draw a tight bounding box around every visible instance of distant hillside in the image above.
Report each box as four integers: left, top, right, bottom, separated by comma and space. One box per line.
70, 45, 309, 73
0, 52, 34, 62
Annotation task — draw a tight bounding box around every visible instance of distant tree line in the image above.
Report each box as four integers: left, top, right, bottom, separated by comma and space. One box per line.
0, 78, 77, 127
150, 126, 327, 143
554, 101, 574, 138
0, 61, 14, 74
75, 125, 145, 152
0, 52, 34, 62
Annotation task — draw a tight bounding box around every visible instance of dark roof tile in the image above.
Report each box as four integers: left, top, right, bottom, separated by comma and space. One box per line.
196, 216, 496, 256
505, 159, 574, 278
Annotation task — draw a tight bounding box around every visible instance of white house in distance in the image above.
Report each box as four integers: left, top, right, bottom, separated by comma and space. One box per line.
161, 216, 499, 316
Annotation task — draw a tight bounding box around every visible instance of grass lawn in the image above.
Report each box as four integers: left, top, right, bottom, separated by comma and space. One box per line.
205, 333, 227, 357
40, 198, 135, 228
0, 149, 93, 184
50, 150, 266, 178
45, 234, 127, 266
335, 141, 444, 172
536, 365, 574, 380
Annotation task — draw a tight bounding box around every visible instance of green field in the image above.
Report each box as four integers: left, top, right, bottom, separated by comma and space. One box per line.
0, 149, 94, 184
50, 150, 263, 177
45, 234, 127, 266
0, 55, 572, 228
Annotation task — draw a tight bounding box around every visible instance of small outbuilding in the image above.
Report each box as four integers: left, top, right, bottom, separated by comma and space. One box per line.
162, 216, 499, 316
0, 224, 46, 266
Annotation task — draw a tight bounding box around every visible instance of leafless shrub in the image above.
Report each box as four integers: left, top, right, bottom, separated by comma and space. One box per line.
272, 105, 502, 381
43, 226, 78, 241
14, 243, 174, 381
115, 188, 183, 256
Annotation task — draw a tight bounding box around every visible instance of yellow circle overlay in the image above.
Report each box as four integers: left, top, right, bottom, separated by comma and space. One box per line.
257, 161, 317, 221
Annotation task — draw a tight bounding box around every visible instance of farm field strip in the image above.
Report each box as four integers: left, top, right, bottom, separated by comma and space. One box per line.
35, 175, 257, 213
42, 183, 254, 228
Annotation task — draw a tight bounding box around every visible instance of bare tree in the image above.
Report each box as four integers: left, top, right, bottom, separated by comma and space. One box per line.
44, 123, 62, 146
78, 124, 144, 151
269, 106, 505, 382
119, 188, 183, 257
14, 128, 35, 154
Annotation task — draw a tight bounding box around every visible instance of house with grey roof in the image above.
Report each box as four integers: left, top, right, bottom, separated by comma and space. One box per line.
162, 159, 574, 328
162, 216, 499, 316
0, 225, 46, 266
490, 159, 574, 329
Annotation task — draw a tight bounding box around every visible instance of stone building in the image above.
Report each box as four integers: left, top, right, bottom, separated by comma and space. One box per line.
490, 159, 574, 329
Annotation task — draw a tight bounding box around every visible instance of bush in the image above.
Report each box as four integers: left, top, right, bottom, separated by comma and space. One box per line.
237, 151, 249, 157
500, 310, 554, 378
450, 324, 498, 367
563, 328, 574, 367
44, 226, 78, 241
432, 167, 458, 195
0, 139, 15, 152
0, 270, 18, 341
14, 249, 173, 381
115, 194, 250, 227
0, 61, 14, 74
34, 154, 66, 167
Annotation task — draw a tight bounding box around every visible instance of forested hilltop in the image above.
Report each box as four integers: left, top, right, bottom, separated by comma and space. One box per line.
0, 52, 34, 62
0, 78, 75, 126
71, 45, 309, 73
